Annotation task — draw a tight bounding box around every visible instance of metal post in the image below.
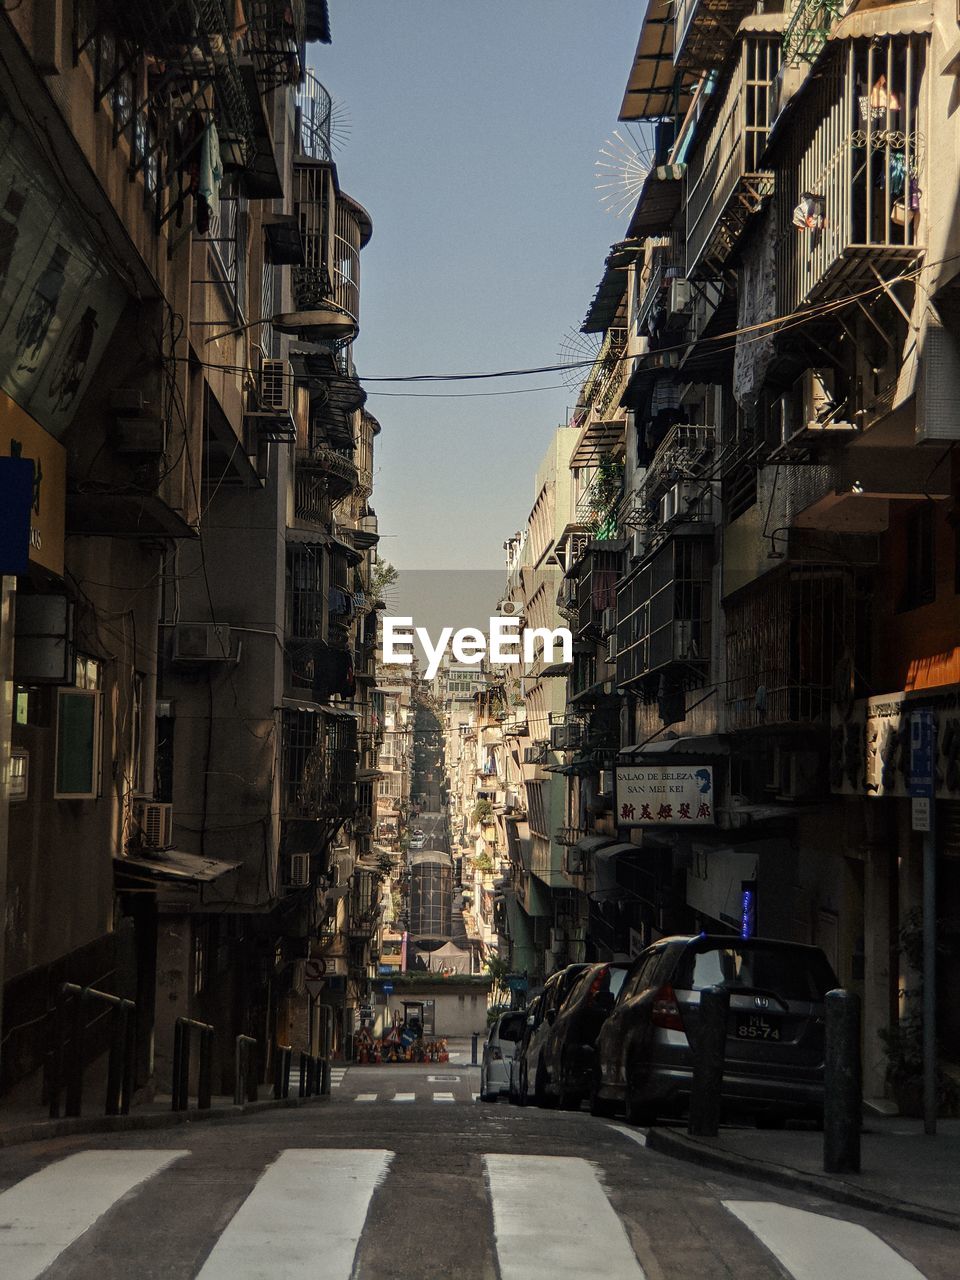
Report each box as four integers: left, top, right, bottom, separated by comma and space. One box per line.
471, 1032, 478, 1066
105, 1001, 127, 1116
299, 1051, 308, 1098
688, 985, 729, 1137
172, 1020, 184, 1111
48, 988, 69, 1119
923, 825, 937, 1136
121, 999, 136, 1116
197, 1025, 213, 1110
321, 1057, 331, 1095
66, 988, 87, 1118
173, 1018, 192, 1112
824, 988, 861, 1174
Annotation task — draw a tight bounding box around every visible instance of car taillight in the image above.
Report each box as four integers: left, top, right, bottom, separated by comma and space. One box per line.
587, 966, 609, 1003
490, 1046, 503, 1061
651, 984, 684, 1031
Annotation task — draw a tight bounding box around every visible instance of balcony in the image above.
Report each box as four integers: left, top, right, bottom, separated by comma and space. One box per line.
625, 424, 716, 540
775, 32, 927, 313
576, 460, 625, 541
616, 536, 713, 691
782, 0, 845, 67
298, 69, 334, 161
282, 706, 358, 821
674, 0, 767, 70
296, 444, 359, 500
572, 542, 624, 637
724, 568, 857, 730
685, 35, 782, 277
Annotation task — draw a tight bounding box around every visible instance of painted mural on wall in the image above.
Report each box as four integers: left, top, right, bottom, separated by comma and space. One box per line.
830, 685, 960, 798
0, 111, 125, 438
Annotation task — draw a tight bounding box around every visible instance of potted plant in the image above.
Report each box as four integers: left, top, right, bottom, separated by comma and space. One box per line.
878, 1014, 959, 1117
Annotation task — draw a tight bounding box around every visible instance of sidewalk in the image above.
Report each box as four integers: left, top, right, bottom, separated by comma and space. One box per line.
642, 1114, 960, 1231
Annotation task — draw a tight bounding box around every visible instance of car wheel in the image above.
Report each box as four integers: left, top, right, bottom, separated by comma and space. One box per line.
534, 1059, 555, 1109
589, 1066, 617, 1118
557, 1052, 581, 1111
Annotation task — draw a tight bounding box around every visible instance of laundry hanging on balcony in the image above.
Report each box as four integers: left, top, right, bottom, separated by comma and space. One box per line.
197, 119, 223, 234
792, 192, 825, 231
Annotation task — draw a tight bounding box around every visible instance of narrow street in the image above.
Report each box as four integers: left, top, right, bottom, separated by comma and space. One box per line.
0, 1085, 955, 1279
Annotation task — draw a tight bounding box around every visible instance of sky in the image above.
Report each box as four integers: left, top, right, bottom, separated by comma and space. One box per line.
309, 1, 640, 575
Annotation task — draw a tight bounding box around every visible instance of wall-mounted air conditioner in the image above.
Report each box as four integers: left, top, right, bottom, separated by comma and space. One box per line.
260, 358, 292, 413
601, 606, 617, 636
781, 369, 855, 445
499, 600, 524, 618
659, 488, 676, 525
289, 852, 311, 886
668, 278, 693, 315
632, 529, 652, 561
131, 800, 174, 851
173, 623, 234, 663
549, 725, 567, 751
606, 633, 618, 664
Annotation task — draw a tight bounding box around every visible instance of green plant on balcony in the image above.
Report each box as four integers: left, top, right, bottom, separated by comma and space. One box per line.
473, 852, 494, 874
587, 455, 624, 541
471, 798, 493, 826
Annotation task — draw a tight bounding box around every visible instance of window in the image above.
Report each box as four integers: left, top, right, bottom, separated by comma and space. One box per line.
899, 503, 935, 611
55, 689, 101, 799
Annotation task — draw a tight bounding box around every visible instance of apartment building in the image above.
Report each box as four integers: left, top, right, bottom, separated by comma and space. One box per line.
0, 2, 390, 1098
543, 0, 960, 1105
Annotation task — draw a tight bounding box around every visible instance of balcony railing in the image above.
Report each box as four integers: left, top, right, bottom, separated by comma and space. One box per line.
582, 329, 628, 420
776, 34, 926, 313
782, 0, 844, 67
674, 0, 765, 70
297, 445, 359, 498
616, 536, 712, 690
282, 707, 358, 820
685, 36, 781, 277
298, 69, 333, 161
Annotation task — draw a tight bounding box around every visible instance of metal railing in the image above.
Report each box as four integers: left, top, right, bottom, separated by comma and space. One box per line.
235, 1034, 259, 1104
299, 69, 334, 160
273, 1044, 293, 1099
47, 983, 135, 1119
172, 1017, 214, 1112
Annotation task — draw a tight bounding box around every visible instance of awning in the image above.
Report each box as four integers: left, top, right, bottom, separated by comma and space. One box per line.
828, 1, 933, 42
582, 242, 639, 334
594, 841, 647, 866
355, 768, 385, 781
286, 526, 330, 547
619, 0, 693, 121
626, 165, 685, 240
570, 415, 628, 467
539, 661, 572, 678
572, 834, 614, 858
281, 696, 359, 718
329, 533, 364, 565
620, 733, 729, 759
114, 850, 240, 885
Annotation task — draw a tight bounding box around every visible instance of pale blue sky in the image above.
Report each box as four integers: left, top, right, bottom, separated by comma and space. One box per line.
311, 2, 639, 570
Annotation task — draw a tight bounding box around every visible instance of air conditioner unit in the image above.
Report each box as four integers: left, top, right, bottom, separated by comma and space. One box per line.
668, 278, 693, 315
602, 606, 617, 636
499, 600, 524, 618
632, 529, 652, 561
659, 488, 676, 525
131, 800, 174, 851
289, 853, 311, 887
550, 724, 568, 751
783, 368, 855, 444
260, 358, 292, 413
606, 633, 618, 664
173, 623, 234, 663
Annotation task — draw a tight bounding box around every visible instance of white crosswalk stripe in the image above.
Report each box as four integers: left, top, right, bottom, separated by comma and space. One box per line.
0, 1150, 187, 1280
0, 1148, 934, 1280
197, 1149, 391, 1278
330, 1067, 348, 1090
485, 1154, 647, 1280
354, 1092, 378, 1102
723, 1201, 928, 1280
433, 1091, 456, 1102
392, 1092, 416, 1102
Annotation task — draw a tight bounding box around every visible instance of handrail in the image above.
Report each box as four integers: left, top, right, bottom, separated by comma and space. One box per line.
274, 1043, 293, 1099
47, 982, 136, 1119
235, 1034, 259, 1105
172, 1017, 214, 1112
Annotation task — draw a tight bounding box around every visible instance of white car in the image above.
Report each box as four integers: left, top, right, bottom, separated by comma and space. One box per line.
479, 1010, 525, 1101
409, 833, 426, 851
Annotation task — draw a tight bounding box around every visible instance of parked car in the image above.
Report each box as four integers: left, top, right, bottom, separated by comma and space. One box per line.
539, 962, 630, 1109
508, 993, 543, 1104
409, 832, 426, 851
480, 1010, 526, 1101
517, 964, 590, 1107
592, 935, 838, 1126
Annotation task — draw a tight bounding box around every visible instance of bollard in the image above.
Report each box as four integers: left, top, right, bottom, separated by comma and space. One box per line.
235, 1035, 258, 1104
105, 999, 135, 1117
321, 1058, 331, 1095
471, 1032, 479, 1066
197, 1025, 214, 1110
173, 1017, 215, 1112
49, 985, 136, 1120
688, 985, 729, 1137
299, 1051, 309, 1098
824, 988, 861, 1174
66, 988, 89, 1118
274, 1044, 292, 1100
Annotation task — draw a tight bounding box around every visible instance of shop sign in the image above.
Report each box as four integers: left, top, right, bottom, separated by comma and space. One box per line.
831, 686, 960, 800
0, 391, 65, 575
615, 764, 714, 826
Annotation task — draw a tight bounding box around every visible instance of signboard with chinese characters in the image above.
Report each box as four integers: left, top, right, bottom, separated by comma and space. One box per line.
615, 764, 715, 826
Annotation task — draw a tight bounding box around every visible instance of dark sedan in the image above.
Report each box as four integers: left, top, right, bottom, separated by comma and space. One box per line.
592, 935, 838, 1126
539, 962, 630, 1109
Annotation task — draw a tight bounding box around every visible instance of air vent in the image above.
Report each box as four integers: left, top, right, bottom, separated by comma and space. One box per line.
173, 624, 234, 663
131, 800, 174, 851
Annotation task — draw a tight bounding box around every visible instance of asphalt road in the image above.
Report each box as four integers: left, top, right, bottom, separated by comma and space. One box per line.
0, 1060, 956, 1279
414, 810, 448, 852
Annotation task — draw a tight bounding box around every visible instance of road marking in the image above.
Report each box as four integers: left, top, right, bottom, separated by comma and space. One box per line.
433, 1092, 456, 1102
472, 1092, 481, 1102
723, 1201, 927, 1280
354, 1093, 378, 1102
428, 1074, 461, 1082
392, 1092, 416, 1103
197, 1149, 391, 1279
484, 1154, 646, 1279
0, 1149, 186, 1280
606, 1122, 647, 1148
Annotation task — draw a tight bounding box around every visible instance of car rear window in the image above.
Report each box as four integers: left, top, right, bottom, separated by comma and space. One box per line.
498, 1013, 525, 1042
677, 944, 837, 1002
608, 967, 628, 999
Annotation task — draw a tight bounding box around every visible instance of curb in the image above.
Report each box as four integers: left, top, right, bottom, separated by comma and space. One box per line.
642, 1127, 960, 1233
0, 1092, 329, 1151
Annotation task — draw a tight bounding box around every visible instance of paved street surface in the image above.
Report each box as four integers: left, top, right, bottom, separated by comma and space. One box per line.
0, 1060, 956, 1279
415, 810, 448, 851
